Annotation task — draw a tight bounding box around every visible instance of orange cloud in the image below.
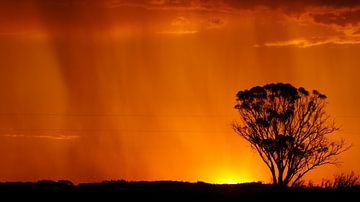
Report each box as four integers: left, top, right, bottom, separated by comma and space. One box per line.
157, 15, 226, 34
257, 37, 360, 48
206, 17, 226, 29
156, 30, 198, 34
261, 38, 330, 48
172, 16, 190, 27
157, 16, 197, 34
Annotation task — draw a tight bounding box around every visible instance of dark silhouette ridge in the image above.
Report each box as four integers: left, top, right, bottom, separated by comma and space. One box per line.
233, 83, 349, 187
0, 180, 359, 201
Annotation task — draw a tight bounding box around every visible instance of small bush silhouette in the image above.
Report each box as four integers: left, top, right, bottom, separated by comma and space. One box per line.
322, 171, 359, 189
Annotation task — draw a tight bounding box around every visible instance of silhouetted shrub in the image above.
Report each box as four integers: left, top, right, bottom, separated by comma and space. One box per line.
321, 171, 359, 189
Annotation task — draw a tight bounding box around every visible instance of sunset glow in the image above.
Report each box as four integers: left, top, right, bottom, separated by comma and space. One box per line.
212, 175, 250, 185
0, 0, 360, 184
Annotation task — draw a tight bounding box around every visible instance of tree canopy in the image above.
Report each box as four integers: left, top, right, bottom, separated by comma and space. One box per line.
233, 83, 349, 186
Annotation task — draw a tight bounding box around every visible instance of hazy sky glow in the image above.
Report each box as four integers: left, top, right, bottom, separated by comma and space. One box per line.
0, 0, 360, 184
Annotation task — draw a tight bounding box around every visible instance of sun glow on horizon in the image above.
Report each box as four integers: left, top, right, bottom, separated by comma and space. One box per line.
210, 172, 253, 185
212, 178, 246, 185
222, 180, 239, 185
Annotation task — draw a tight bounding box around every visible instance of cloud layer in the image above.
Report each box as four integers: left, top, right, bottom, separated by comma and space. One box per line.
2, 1, 360, 44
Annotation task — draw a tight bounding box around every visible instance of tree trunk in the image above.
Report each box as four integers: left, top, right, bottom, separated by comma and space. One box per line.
278, 168, 284, 186
271, 169, 277, 185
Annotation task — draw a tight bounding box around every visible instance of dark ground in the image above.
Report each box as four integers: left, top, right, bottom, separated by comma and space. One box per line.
0, 180, 358, 201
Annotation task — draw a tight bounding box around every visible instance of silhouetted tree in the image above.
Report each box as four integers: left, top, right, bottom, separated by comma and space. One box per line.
233, 83, 349, 187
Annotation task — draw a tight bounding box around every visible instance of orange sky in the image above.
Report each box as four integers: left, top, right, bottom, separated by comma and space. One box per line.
0, 0, 360, 184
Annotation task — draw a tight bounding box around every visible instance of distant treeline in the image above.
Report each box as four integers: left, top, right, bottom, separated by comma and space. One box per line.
0, 180, 359, 201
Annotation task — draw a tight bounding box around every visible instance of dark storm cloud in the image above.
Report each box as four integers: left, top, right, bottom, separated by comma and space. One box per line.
3, 0, 360, 11
311, 9, 360, 27
106, 0, 360, 27
1, 0, 360, 42
2, 0, 360, 25
223, 0, 360, 9
118, 0, 360, 11
109, 0, 360, 9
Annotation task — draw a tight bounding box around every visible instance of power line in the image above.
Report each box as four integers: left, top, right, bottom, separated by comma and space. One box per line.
0, 112, 359, 117
0, 128, 359, 135
0, 128, 231, 134
0, 113, 235, 118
